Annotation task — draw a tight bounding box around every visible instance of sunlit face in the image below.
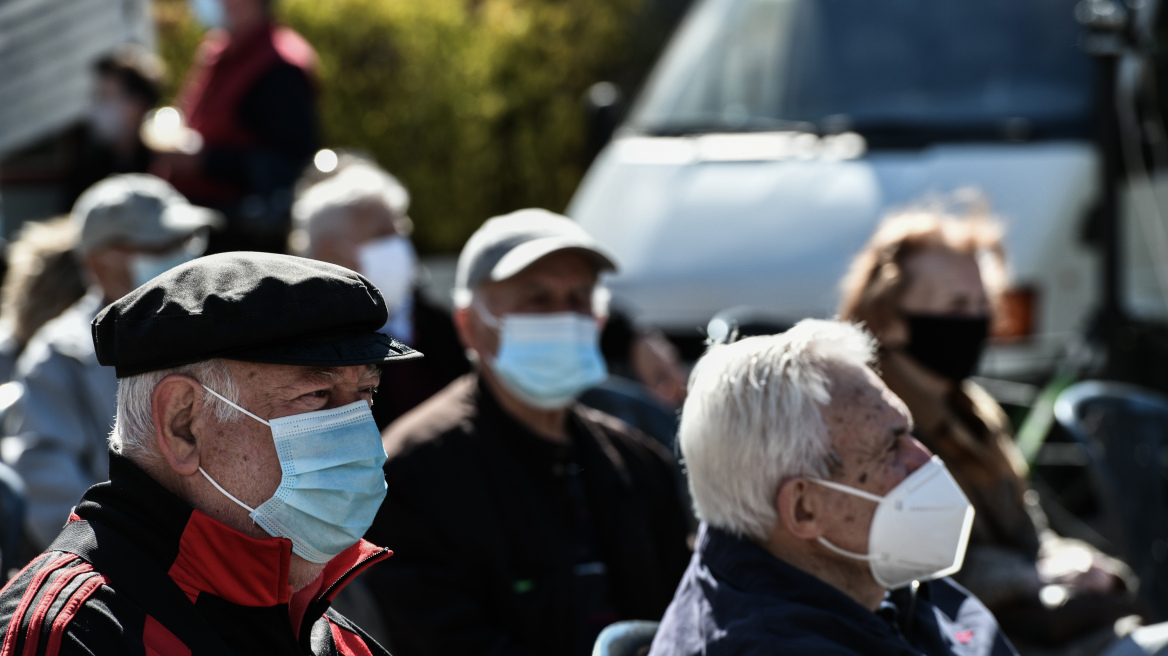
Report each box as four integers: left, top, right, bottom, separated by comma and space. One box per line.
460, 250, 599, 359
811, 365, 932, 562
194, 361, 381, 540
85, 235, 198, 302
899, 248, 989, 317
880, 247, 990, 348
315, 201, 400, 273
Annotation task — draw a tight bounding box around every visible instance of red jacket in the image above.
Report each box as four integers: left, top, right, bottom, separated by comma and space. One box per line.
163, 21, 317, 204
0, 452, 391, 655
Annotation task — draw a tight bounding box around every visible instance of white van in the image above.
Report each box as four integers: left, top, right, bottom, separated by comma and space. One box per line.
568, 0, 1168, 381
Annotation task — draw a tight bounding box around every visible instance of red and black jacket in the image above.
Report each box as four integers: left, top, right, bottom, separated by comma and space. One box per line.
0, 451, 392, 655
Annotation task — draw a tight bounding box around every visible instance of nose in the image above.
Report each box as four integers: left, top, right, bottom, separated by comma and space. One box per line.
903, 436, 933, 474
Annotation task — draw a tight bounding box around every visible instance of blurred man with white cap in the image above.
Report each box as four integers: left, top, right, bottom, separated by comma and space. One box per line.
364, 209, 691, 656
2, 173, 220, 549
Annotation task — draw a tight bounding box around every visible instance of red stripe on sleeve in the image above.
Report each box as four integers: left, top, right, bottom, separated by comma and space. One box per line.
329, 620, 375, 656
0, 555, 79, 656
21, 563, 94, 656
43, 574, 108, 656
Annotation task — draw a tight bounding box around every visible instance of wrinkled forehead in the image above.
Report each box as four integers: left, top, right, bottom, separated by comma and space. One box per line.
822, 363, 911, 449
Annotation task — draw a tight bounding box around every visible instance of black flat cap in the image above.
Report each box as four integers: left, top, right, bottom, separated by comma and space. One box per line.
93, 252, 422, 377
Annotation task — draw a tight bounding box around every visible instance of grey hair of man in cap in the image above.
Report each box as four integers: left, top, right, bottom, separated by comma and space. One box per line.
289, 162, 411, 261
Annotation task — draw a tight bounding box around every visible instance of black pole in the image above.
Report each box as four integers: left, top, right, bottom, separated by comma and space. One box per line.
1077, 0, 1130, 336
1096, 53, 1125, 329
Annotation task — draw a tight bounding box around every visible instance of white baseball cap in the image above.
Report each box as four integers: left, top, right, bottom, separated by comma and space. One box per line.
455, 208, 618, 294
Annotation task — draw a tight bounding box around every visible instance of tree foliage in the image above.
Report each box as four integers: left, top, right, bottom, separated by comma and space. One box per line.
153, 0, 642, 253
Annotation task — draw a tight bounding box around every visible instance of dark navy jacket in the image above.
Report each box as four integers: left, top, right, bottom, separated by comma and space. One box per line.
649, 524, 1017, 656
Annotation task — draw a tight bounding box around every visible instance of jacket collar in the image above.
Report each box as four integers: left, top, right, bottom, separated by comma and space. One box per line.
696, 524, 914, 638
76, 451, 390, 612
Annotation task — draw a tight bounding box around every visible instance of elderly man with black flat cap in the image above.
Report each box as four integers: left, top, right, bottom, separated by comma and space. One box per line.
0, 252, 418, 655
364, 209, 691, 656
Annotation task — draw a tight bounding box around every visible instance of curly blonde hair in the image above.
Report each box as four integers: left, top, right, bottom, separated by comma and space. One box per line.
1, 217, 87, 347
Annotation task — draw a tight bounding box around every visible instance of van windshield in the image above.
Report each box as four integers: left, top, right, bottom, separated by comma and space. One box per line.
630, 0, 1096, 144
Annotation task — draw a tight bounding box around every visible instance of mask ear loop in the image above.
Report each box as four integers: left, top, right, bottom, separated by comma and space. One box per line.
807, 478, 885, 561
198, 468, 256, 513
201, 385, 270, 426
196, 384, 267, 514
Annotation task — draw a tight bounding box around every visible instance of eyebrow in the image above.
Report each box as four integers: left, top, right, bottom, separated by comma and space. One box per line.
302, 365, 382, 383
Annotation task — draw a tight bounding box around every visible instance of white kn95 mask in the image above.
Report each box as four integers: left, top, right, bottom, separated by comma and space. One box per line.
809, 456, 975, 590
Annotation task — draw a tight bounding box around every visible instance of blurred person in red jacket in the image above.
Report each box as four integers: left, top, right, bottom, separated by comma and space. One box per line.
153, 0, 319, 254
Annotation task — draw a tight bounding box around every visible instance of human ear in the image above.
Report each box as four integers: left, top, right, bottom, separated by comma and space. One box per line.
776, 479, 828, 540
151, 374, 204, 476
453, 305, 475, 351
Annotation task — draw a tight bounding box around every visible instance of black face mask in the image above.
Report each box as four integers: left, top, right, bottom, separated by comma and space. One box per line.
901, 313, 990, 382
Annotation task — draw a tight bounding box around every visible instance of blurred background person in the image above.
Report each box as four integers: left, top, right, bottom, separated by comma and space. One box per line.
154, 0, 319, 254
0, 218, 87, 384
580, 306, 688, 450
65, 45, 165, 207
291, 159, 469, 429
2, 174, 220, 551
839, 206, 1144, 654
365, 209, 691, 656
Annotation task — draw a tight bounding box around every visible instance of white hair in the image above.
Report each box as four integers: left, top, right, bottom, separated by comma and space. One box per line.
109, 359, 241, 462
290, 163, 411, 256
679, 319, 878, 542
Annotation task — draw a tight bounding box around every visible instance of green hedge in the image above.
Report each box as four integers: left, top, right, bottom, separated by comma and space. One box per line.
154, 0, 643, 253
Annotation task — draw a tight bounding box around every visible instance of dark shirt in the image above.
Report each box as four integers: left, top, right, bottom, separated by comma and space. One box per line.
201, 62, 318, 195
371, 289, 470, 430
650, 524, 1018, 656
365, 373, 691, 656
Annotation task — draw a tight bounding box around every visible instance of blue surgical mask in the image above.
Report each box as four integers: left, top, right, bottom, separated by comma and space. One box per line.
477, 303, 608, 409
190, 0, 224, 29
130, 247, 198, 289
197, 386, 388, 563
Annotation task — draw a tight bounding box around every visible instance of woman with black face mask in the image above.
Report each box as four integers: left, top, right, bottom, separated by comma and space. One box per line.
840, 207, 1142, 655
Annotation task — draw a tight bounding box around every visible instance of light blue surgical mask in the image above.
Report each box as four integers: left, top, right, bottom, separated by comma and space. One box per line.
197, 386, 388, 563
190, 0, 224, 29
129, 247, 197, 289
477, 303, 608, 409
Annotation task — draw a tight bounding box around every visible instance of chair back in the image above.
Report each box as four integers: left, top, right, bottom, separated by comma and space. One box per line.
1054, 380, 1168, 618
592, 620, 659, 656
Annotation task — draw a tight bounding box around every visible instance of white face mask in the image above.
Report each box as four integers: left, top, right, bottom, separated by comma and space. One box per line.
356, 235, 416, 317
809, 456, 975, 590
89, 98, 129, 145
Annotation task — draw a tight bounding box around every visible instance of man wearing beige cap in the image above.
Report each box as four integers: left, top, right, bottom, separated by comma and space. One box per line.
2, 173, 220, 549
364, 208, 691, 656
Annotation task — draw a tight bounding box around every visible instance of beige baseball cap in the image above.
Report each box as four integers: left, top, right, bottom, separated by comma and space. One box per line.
73, 174, 222, 254
455, 208, 618, 293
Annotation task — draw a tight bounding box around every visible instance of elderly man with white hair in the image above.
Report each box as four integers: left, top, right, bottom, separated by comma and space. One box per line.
0, 252, 418, 654
291, 161, 468, 428
649, 319, 1018, 656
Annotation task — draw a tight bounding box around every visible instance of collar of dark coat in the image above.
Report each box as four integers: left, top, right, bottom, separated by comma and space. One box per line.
74, 451, 390, 625
696, 523, 932, 639
472, 372, 633, 490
